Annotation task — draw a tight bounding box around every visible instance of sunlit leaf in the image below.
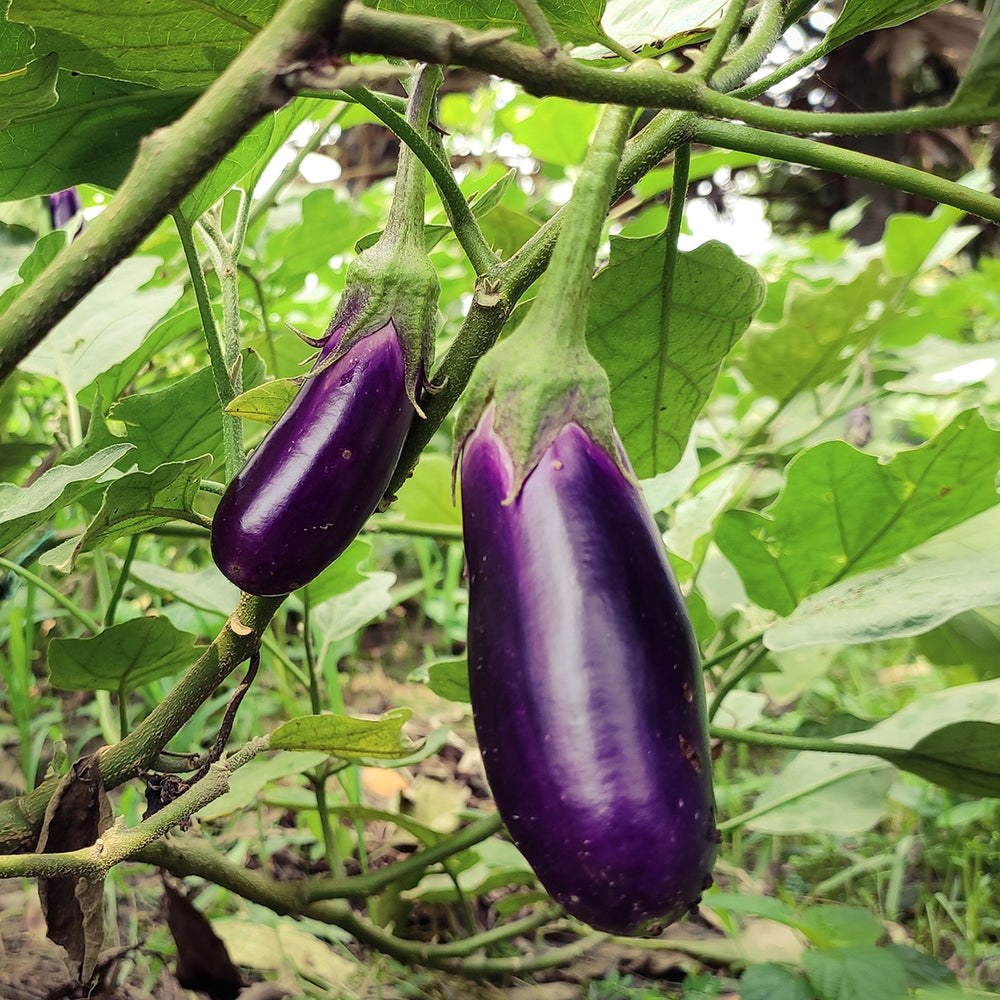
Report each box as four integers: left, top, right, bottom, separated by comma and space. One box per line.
802, 946, 908, 1000
271, 708, 417, 759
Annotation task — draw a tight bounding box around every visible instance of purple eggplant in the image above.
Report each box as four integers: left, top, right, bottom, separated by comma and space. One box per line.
460, 410, 717, 934
211, 321, 413, 596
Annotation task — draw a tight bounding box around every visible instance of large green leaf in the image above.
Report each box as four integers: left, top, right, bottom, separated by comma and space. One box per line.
588, 236, 764, 477
128, 560, 239, 615
270, 708, 417, 760
48, 616, 200, 693
73, 454, 212, 561
765, 553, 1000, 651
740, 963, 815, 1000
716, 409, 1000, 615
363, 0, 606, 48
19, 257, 184, 393
9, 0, 277, 89
0, 72, 197, 199
823, 0, 951, 51
108, 351, 265, 472
0, 444, 132, 551
0, 50, 57, 128
739, 260, 903, 402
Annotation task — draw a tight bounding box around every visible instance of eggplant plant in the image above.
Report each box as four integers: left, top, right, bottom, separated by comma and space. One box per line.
1, 0, 999, 994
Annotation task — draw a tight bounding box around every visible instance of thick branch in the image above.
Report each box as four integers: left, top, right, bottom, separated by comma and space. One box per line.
0, 0, 351, 387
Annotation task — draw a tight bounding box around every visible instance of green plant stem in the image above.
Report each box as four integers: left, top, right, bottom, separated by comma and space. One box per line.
692, 118, 1000, 225
337, 4, 1000, 136
105, 534, 139, 626
343, 84, 496, 276
0, 556, 101, 635
708, 645, 769, 722
733, 36, 829, 100
0, 737, 269, 880
699, 631, 766, 672
711, 0, 786, 93
384, 109, 699, 498
694, 0, 749, 81
0, 592, 284, 853
513, 0, 560, 52
305, 811, 504, 901
0, 0, 352, 387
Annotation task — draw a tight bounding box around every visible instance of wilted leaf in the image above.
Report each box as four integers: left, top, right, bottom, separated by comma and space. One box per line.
588, 236, 764, 477
74, 455, 212, 561
716, 409, 1000, 615
48, 616, 201, 694
271, 708, 417, 759
36, 756, 112, 983
0, 443, 133, 551
163, 881, 242, 1000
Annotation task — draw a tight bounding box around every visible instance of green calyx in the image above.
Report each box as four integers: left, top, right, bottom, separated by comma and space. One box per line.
311, 64, 443, 413
456, 71, 650, 495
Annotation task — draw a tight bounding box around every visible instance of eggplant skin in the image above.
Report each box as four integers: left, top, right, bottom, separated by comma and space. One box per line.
461, 414, 717, 934
211, 321, 413, 596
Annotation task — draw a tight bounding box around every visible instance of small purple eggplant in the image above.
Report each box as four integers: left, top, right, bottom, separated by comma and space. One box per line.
211, 321, 413, 596
460, 409, 717, 934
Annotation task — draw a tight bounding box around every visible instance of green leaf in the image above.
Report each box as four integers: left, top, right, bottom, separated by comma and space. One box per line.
380, 453, 462, 534
884, 944, 956, 990
795, 905, 883, 950
309, 568, 397, 645
48, 616, 200, 693
225, 378, 300, 425
270, 708, 416, 759
110, 351, 266, 471
740, 963, 815, 1000
469, 167, 516, 219
0, 50, 58, 128
73, 455, 212, 561
739, 260, 902, 402
824, 0, 951, 51
0, 444, 132, 551
477, 203, 539, 260
0, 230, 65, 314
498, 96, 600, 166
0, 72, 197, 200
364, 0, 606, 48
949, 0, 1000, 113
716, 409, 1000, 615
765, 553, 1000, 651
8, 0, 276, 89
411, 656, 470, 702
19, 257, 184, 394
900, 721, 1000, 797
802, 946, 908, 1000
588, 236, 764, 478
128, 560, 239, 615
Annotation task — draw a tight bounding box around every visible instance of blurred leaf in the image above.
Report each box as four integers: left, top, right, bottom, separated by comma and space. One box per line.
882, 201, 980, 277
588, 236, 764, 477
740, 963, 815, 1000
309, 567, 397, 644
129, 560, 239, 614
73, 454, 212, 561
765, 553, 1000, 650
795, 905, 883, 949
885, 336, 1000, 396
8, 0, 277, 89
271, 708, 416, 759
411, 655, 470, 702
110, 351, 265, 471
0, 72, 198, 199
19, 257, 184, 394
0, 443, 132, 551
0, 51, 58, 128
824, 0, 952, 51
226, 378, 299, 424
916, 608, 1000, 678
48, 616, 201, 693
498, 96, 600, 166
739, 260, 902, 402
899, 721, 1000, 796
589, 0, 726, 55
950, 0, 1000, 113
0, 230, 65, 314
884, 944, 956, 990
716, 409, 1000, 615
381, 452, 461, 534
478, 203, 540, 260
469, 167, 516, 218
802, 946, 908, 1000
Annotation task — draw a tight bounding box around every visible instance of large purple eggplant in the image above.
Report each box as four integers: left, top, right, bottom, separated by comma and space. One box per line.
460, 409, 717, 934
211, 321, 412, 596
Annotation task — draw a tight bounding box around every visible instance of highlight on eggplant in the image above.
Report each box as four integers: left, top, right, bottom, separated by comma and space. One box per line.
459, 407, 717, 934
